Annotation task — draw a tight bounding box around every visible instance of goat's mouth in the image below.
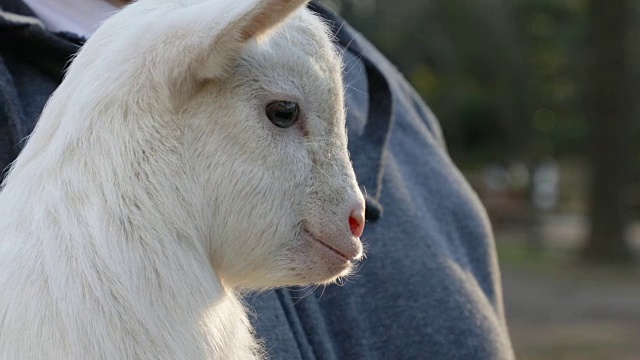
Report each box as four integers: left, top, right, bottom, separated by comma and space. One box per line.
302, 227, 362, 263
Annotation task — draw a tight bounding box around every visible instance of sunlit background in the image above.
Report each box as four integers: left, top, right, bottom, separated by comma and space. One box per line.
319, 0, 640, 358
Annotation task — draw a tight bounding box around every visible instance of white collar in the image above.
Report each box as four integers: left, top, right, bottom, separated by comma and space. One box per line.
22, 0, 119, 38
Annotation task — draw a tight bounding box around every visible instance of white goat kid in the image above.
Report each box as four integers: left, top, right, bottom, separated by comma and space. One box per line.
0, 0, 366, 358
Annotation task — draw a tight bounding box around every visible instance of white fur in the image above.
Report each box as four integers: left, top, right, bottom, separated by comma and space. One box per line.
0, 1, 364, 359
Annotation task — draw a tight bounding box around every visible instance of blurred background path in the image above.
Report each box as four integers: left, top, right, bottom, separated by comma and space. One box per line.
497, 215, 640, 360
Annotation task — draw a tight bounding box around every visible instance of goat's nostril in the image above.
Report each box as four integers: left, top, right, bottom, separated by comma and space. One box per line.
349, 208, 365, 238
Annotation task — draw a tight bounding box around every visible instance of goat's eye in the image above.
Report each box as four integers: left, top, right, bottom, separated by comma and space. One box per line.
266, 101, 300, 128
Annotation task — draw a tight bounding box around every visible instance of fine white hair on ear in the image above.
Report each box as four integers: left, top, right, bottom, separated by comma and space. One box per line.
90, 0, 310, 96
188, 0, 313, 80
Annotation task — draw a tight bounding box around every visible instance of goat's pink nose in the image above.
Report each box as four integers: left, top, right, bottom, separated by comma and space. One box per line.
349, 207, 365, 238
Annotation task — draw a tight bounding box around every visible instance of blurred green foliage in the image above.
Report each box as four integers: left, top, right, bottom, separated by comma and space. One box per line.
321, 0, 637, 168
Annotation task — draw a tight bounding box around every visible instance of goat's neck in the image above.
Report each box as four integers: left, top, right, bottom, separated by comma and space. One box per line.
0, 105, 259, 359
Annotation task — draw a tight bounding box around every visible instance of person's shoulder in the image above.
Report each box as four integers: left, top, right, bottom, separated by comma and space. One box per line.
308, 2, 446, 147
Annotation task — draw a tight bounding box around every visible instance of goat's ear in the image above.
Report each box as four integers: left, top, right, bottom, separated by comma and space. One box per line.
125, 0, 309, 94
192, 0, 310, 80
235, 0, 311, 41
103, 0, 310, 100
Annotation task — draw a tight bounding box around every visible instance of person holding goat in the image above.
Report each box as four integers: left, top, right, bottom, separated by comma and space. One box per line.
0, 0, 514, 359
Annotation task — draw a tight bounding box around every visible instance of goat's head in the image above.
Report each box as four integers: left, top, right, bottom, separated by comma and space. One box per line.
48, 0, 365, 290
182, 5, 365, 289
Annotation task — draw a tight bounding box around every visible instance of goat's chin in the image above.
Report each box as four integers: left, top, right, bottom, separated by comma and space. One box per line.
276, 230, 363, 286
221, 229, 363, 289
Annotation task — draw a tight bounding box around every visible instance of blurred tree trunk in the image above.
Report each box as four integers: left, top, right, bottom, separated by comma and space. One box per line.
582, 0, 634, 263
